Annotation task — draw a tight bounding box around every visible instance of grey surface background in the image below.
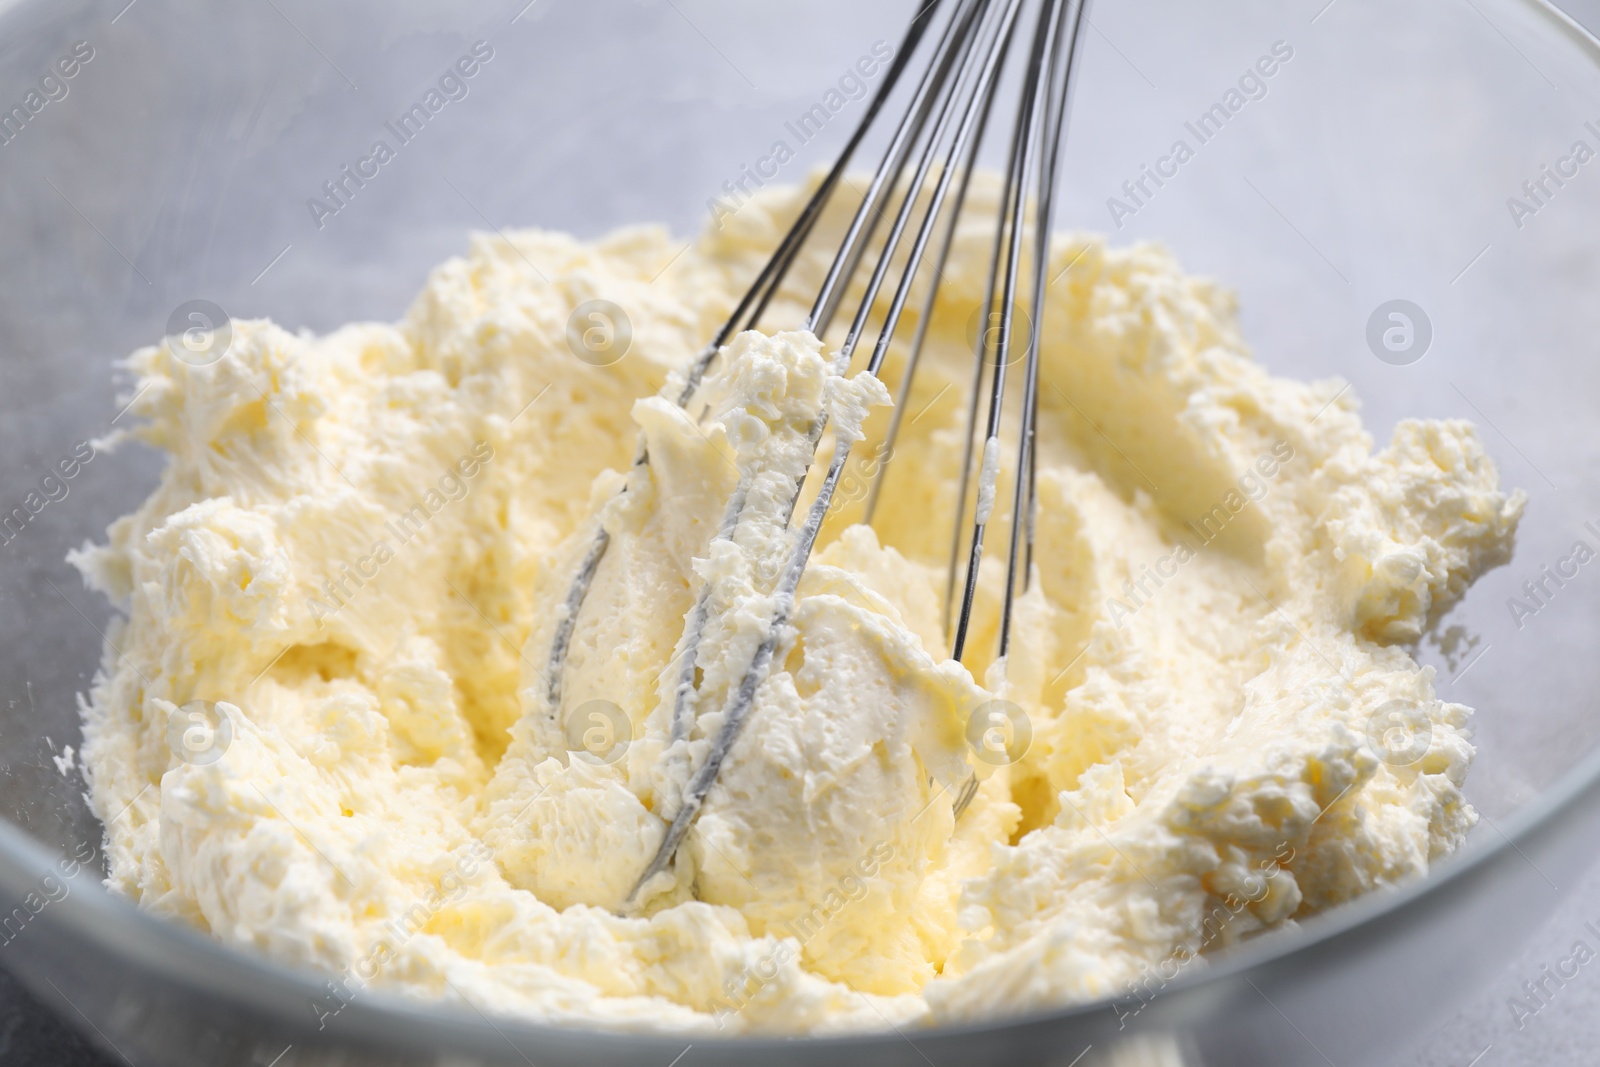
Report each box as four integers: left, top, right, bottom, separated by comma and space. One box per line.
1382, 0, 1600, 1056
1386, 855, 1600, 1067
1, 0, 1599, 1063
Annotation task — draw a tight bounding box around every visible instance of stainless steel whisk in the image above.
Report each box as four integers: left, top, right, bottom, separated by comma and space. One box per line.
543, 0, 1089, 903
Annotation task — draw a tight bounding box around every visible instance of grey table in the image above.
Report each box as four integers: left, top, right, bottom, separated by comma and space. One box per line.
3, 0, 1600, 1063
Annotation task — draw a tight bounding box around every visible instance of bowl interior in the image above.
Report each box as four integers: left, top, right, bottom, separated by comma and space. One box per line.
0, 0, 1597, 1031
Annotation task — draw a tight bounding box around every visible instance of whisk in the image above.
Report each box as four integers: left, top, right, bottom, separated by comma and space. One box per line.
545, 0, 1089, 903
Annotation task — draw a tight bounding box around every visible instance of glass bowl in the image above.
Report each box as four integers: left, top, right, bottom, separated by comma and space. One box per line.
2, 0, 1599, 1064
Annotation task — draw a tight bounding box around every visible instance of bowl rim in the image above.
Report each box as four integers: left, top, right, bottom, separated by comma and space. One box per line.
7, 720, 1598, 1058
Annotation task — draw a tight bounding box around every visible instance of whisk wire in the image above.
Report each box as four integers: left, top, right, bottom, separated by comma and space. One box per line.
862, 0, 1023, 379
997, 0, 1083, 655
946, 0, 1082, 822
804, 0, 976, 341
541, 1, 946, 714
943, 47, 1023, 648
665, 0, 984, 746
948, 0, 1052, 661
632, 0, 1007, 901
861, 15, 1013, 527
629, 0, 1082, 903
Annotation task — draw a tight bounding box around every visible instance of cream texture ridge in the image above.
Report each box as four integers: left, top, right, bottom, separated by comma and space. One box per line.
73, 176, 1524, 1033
